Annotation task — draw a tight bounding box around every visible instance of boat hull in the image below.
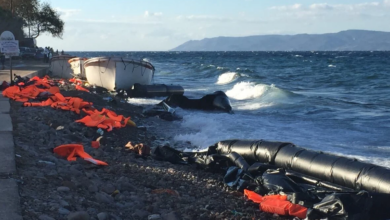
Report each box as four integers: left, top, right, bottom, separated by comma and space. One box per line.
84, 57, 155, 91
49, 55, 76, 79
69, 57, 87, 78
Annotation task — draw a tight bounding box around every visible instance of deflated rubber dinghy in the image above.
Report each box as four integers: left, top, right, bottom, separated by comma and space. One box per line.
153, 139, 390, 219
163, 91, 233, 113
142, 101, 182, 121
210, 139, 390, 194
126, 83, 184, 98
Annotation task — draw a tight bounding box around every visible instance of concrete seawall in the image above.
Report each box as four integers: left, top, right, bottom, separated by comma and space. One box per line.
0, 59, 49, 83
0, 62, 49, 220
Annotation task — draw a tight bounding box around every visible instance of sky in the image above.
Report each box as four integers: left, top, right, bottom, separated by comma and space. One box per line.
37, 0, 390, 51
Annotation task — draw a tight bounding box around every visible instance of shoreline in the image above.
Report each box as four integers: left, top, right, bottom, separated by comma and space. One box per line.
8, 86, 289, 220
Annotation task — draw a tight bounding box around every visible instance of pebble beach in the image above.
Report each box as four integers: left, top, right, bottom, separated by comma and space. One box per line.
8, 86, 291, 220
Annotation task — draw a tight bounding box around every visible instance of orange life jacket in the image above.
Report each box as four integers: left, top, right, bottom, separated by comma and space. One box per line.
53, 144, 108, 166
244, 189, 307, 219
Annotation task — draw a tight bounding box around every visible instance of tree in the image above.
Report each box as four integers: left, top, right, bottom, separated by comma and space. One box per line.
0, 0, 64, 39
0, 6, 25, 40
29, 2, 64, 38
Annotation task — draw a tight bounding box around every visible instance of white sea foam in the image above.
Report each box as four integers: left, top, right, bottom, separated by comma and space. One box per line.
127, 97, 161, 106
328, 64, 336, 67
173, 110, 310, 150
226, 82, 291, 103
235, 102, 274, 110
216, 72, 239, 85
226, 81, 268, 100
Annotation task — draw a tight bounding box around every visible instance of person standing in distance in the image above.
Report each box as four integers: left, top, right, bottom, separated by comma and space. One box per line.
0, 53, 5, 70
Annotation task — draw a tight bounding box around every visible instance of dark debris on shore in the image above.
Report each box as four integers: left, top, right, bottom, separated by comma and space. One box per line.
9, 88, 292, 220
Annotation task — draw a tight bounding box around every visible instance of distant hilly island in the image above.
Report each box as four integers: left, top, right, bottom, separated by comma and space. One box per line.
170, 30, 390, 51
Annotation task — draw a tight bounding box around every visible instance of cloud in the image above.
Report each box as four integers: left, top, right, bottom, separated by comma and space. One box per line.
268, 1, 389, 19
270, 1, 386, 12
176, 14, 267, 24
144, 11, 163, 17
64, 18, 162, 26
269, 4, 303, 11
309, 3, 333, 10
55, 8, 81, 19
176, 15, 230, 22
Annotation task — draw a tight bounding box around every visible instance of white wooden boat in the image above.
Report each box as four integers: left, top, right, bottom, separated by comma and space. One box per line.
49, 55, 76, 79
84, 57, 155, 91
69, 57, 87, 78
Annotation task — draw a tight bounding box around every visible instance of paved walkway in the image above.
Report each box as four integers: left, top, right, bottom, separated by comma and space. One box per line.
0, 62, 48, 220
0, 59, 49, 83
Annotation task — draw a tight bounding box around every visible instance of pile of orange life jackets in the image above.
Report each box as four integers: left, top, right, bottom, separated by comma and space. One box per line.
2, 76, 134, 131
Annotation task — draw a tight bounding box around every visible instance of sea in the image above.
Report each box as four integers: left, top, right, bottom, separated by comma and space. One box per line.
68, 51, 390, 168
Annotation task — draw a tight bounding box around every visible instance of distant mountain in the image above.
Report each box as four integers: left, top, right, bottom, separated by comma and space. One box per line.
170, 30, 390, 51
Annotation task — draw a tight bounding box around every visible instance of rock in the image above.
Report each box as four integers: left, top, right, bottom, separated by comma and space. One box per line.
42, 155, 59, 164
88, 184, 98, 193
87, 207, 97, 215
132, 210, 149, 219
60, 200, 70, 207
59, 207, 71, 215
109, 214, 122, 220
162, 211, 180, 220
67, 211, 90, 220
46, 170, 58, 176
82, 127, 95, 138
58, 168, 72, 177
95, 192, 114, 204
38, 215, 56, 220
69, 122, 82, 132
97, 212, 108, 220
148, 214, 161, 220
62, 180, 76, 189
57, 186, 70, 192
92, 149, 103, 157
116, 176, 136, 192
100, 183, 116, 194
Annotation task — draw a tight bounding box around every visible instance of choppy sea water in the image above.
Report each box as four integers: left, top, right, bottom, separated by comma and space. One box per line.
69, 51, 390, 167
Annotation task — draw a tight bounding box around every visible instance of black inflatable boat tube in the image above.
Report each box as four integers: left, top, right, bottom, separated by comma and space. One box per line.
274, 144, 305, 168
129, 84, 184, 97
227, 152, 250, 171
216, 140, 259, 164
286, 171, 353, 192
217, 139, 291, 164
216, 139, 390, 194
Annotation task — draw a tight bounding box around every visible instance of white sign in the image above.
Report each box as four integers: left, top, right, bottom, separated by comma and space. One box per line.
0, 31, 19, 56
0, 40, 19, 54
0, 31, 15, 41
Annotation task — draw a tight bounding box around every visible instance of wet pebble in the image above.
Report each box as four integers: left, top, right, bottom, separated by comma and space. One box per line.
132, 210, 149, 219
97, 212, 108, 220
57, 186, 70, 192
100, 183, 116, 194
38, 215, 56, 220
67, 211, 90, 220
58, 207, 71, 215
95, 192, 114, 204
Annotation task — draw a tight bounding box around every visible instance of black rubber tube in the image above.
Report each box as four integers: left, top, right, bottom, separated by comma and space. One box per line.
215, 139, 390, 194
